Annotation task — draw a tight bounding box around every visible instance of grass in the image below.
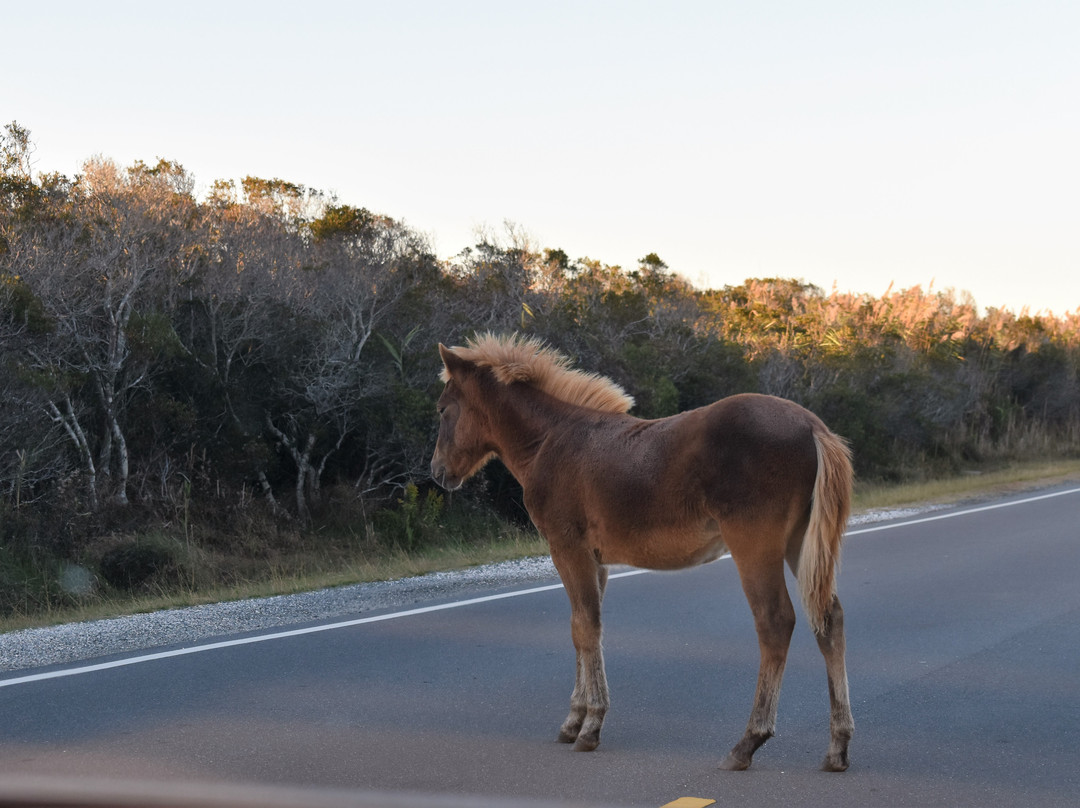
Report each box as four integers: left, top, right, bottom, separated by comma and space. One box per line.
2, 458, 1078, 636
852, 458, 1080, 510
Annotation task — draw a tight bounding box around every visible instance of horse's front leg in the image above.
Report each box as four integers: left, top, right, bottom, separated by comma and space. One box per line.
552, 550, 609, 751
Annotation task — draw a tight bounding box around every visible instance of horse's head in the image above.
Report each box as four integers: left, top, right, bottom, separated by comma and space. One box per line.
431, 344, 497, 491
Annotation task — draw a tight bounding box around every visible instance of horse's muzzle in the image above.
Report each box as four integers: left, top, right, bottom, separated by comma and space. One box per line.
430, 459, 461, 491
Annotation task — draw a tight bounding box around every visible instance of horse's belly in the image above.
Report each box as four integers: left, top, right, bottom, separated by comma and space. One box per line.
605, 525, 728, 571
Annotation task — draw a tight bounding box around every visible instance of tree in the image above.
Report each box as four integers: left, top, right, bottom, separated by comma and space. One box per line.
0, 276, 69, 511
8, 156, 194, 507
259, 208, 434, 520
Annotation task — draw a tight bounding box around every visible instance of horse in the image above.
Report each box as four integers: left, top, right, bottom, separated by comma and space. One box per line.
430, 333, 854, 771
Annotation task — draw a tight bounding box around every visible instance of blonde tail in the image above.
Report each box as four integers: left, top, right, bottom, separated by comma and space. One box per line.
797, 426, 853, 635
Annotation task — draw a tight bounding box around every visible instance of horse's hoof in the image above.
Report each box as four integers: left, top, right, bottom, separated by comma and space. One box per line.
719, 753, 751, 771
574, 733, 600, 752
821, 752, 850, 772
557, 729, 577, 744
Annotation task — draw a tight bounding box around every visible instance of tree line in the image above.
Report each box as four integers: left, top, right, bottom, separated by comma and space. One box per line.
2, 122, 1079, 610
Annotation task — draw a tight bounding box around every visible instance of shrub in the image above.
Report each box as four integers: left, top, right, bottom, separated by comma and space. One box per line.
98, 534, 190, 592
373, 482, 445, 551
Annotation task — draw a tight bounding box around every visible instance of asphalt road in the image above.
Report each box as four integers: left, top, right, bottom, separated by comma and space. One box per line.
1, 484, 1078, 807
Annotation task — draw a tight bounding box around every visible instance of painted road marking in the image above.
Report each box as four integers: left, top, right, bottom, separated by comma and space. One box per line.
846, 486, 1080, 536
0, 571, 649, 688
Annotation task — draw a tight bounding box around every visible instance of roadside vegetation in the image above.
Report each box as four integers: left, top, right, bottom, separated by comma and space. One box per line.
3, 121, 1079, 630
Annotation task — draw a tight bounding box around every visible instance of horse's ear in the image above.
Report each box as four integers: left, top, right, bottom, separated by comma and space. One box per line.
438, 343, 469, 378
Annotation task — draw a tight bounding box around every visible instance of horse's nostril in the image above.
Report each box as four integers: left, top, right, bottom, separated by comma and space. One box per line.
430, 460, 447, 488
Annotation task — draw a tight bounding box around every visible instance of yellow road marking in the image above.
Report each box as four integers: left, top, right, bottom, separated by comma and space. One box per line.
660, 799, 716, 808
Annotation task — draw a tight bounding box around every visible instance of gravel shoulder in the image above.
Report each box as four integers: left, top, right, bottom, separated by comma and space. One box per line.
0, 557, 562, 674
0, 506, 933, 674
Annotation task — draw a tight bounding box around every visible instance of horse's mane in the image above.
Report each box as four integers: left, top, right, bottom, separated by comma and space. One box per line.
444, 333, 635, 414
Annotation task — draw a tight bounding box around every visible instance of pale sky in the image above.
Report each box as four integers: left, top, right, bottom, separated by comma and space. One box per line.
6, 1, 1079, 314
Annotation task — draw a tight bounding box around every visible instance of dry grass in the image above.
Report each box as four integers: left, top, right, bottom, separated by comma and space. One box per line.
854, 458, 1080, 512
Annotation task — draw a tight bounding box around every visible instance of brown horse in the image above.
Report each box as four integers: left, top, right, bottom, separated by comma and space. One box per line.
430, 333, 854, 771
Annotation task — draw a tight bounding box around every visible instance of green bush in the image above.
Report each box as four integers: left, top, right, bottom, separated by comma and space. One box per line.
373, 483, 445, 551
98, 534, 192, 593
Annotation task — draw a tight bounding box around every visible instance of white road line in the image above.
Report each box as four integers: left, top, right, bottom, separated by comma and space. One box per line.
3, 486, 1077, 689
0, 570, 648, 689
845, 486, 1080, 536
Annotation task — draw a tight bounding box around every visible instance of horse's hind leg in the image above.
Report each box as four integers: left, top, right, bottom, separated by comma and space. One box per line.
816, 595, 854, 771
721, 561, 796, 771
551, 548, 608, 751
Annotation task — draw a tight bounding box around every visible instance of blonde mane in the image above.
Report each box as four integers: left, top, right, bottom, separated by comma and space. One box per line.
444, 333, 634, 414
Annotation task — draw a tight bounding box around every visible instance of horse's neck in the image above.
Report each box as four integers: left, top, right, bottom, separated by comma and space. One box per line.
484, 383, 565, 483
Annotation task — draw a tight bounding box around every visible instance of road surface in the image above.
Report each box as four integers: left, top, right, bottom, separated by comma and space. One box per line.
2, 484, 1078, 807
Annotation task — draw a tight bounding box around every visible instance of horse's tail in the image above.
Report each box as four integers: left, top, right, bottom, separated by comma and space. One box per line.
797, 424, 853, 635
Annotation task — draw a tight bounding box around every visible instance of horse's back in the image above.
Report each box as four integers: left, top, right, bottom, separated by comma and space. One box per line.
538, 392, 822, 509
527, 392, 824, 568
